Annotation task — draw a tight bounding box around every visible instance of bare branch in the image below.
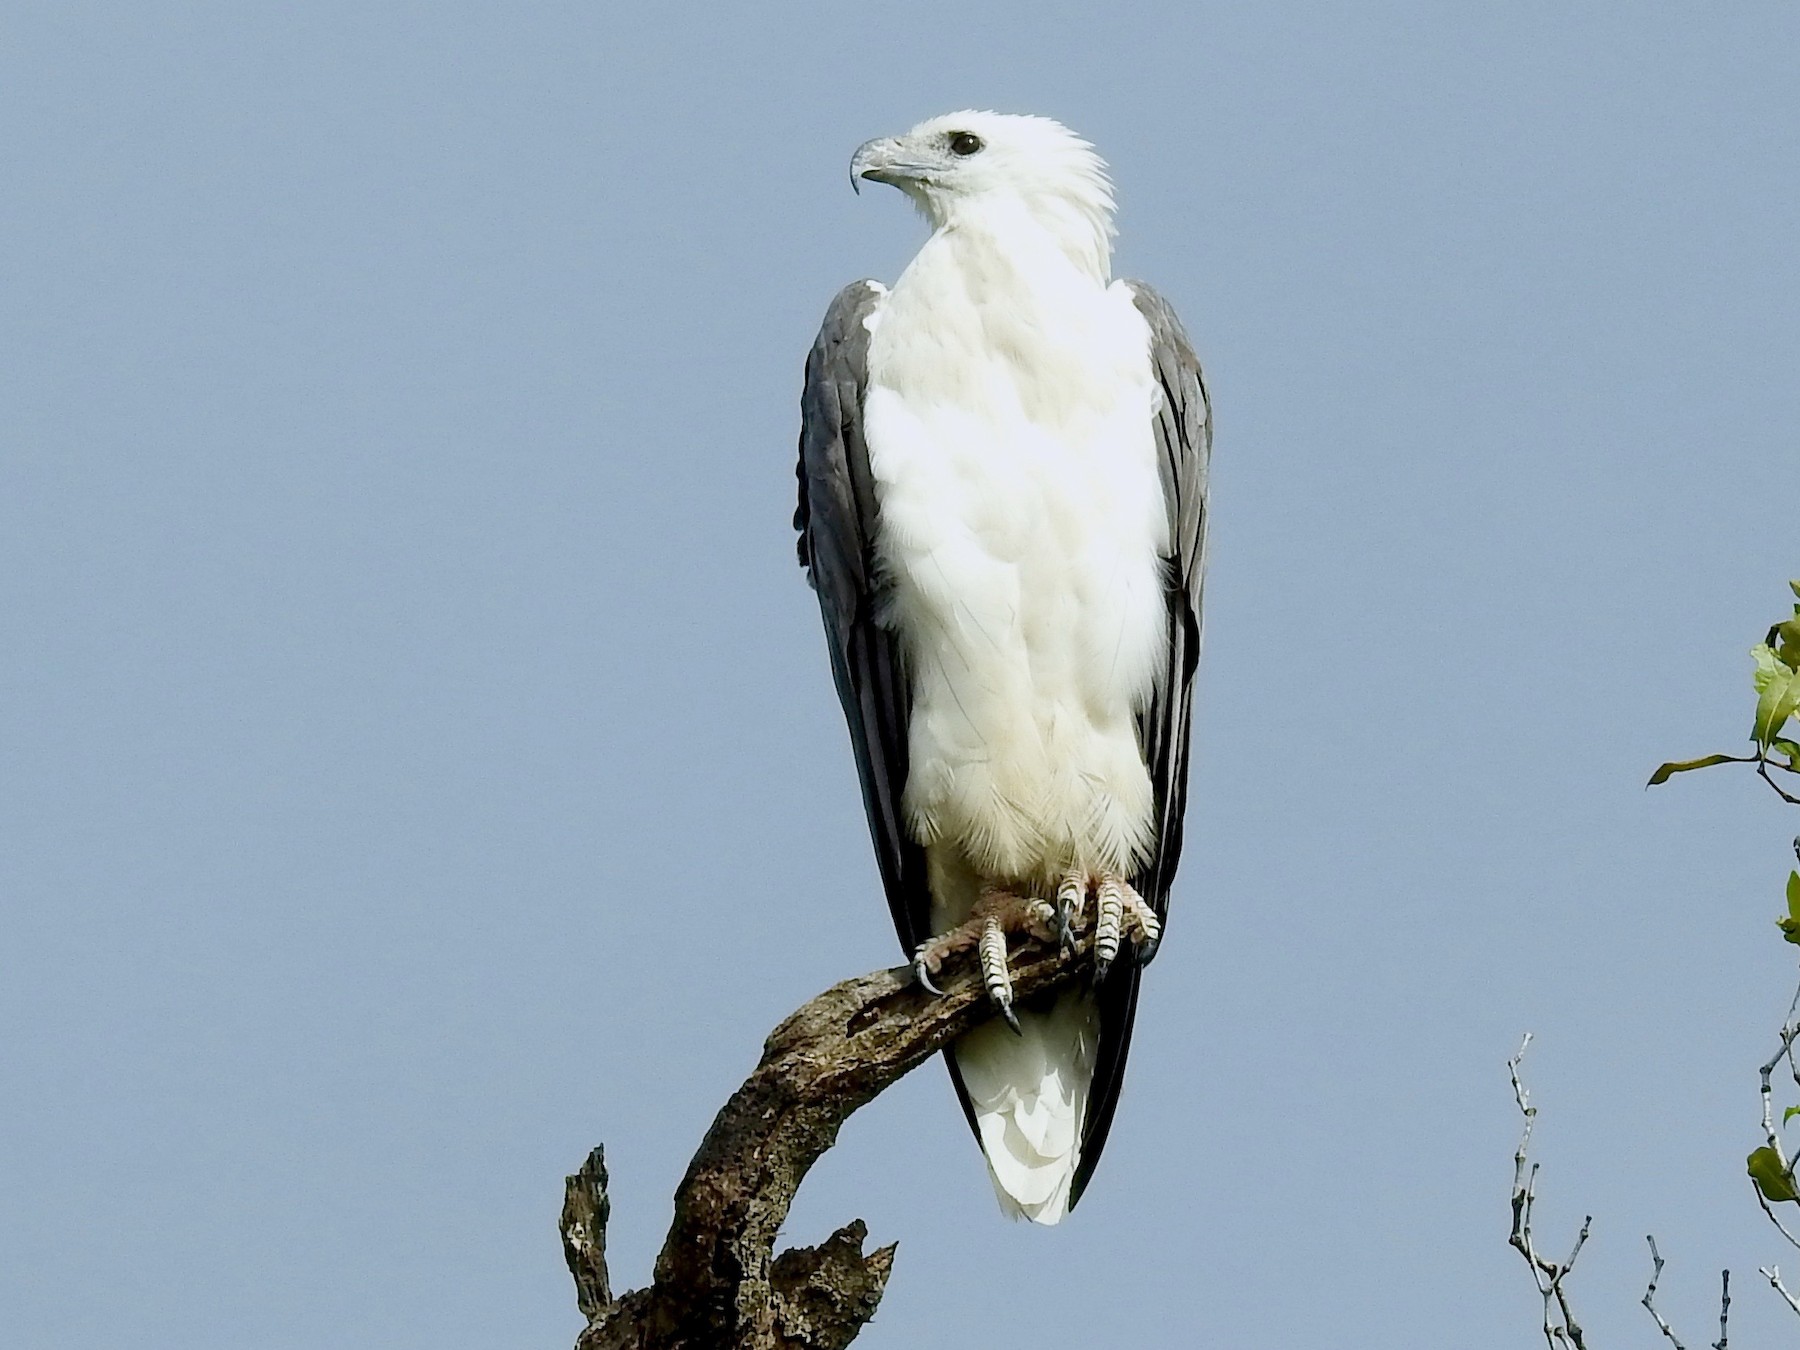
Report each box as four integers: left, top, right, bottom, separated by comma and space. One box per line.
561, 1147, 613, 1320
1714, 1268, 1730, 1350
1753, 1185, 1800, 1253
1507, 1035, 1590, 1350
1749, 1006, 1800, 1261
1758, 759, 1800, 806
1642, 1235, 1688, 1349
1757, 1021, 1800, 1159
1757, 1265, 1800, 1319
563, 927, 1097, 1349
1751, 970, 1800, 1299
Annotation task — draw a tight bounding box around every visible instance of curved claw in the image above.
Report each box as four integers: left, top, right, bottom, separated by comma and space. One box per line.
912, 947, 943, 995
1136, 933, 1161, 966
1091, 955, 1113, 986
998, 999, 1022, 1035
977, 915, 1021, 1031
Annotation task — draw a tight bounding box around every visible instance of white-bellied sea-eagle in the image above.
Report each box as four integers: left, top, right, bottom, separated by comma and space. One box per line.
794, 111, 1210, 1224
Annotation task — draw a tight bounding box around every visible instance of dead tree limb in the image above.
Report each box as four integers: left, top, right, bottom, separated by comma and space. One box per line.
563, 929, 1093, 1349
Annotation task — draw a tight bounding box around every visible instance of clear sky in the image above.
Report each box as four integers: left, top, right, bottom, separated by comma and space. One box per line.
4, 3, 1798, 1346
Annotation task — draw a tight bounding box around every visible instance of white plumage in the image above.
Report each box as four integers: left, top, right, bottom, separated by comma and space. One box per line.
798, 111, 1208, 1225
859, 113, 1165, 1221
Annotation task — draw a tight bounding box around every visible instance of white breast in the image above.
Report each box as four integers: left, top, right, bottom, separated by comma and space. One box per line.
864, 234, 1167, 890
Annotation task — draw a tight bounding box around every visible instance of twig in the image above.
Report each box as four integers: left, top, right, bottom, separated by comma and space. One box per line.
1508, 1035, 1590, 1350
1643, 1239, 1734, 1349
1642, 1235, 1688, 1349
1782, 982, 1800, 1095
1757, 1265, 1800, 1319
1748, 987, 1800, 1262
1758, 759, 1800, 806
1753, 1185, 1800, 1253
562, 924, 1099, 1349
1757, 1021, 1800, 1159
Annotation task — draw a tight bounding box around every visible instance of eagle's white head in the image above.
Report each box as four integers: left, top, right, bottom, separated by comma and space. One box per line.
851, 111, 1117, 280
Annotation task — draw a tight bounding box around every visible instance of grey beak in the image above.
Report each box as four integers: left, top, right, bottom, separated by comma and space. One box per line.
849, 137, 918, 194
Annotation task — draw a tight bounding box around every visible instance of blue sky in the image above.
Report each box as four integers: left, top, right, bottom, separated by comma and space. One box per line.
4, 3, 1798, 1345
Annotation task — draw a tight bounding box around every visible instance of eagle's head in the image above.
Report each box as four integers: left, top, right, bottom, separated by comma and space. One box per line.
850, 111, 1116, 268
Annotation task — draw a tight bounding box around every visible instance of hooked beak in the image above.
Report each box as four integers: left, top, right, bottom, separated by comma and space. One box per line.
849, 137, 927, 195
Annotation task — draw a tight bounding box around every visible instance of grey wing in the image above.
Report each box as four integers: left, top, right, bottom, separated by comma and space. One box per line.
1072, 279, 1212, 1209
1127, 280, 1211, 920
794, 282, 933, 953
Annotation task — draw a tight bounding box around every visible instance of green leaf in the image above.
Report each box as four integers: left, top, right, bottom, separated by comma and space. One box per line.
1753, 660, 1800, 749
1785, 1106, 1800, 1126
1778, 875, 1800, 944
1649, 754, 1748, 786
1789, 579, 1800, 601
1776, 616, 1800, 666
1773, 739, 1800, 769
1748, 1146, 1800, 1202
1754, 643, 1791, 687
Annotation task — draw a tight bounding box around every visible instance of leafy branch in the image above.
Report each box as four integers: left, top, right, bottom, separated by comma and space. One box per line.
1646, 581, 1800, 1323
1650, 581, 1800, 806
1506, 578, 1800, 1341
1742, 845, 1800, 1283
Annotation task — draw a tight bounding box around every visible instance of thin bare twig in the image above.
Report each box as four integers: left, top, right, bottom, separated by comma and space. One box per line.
1508, 1036, 1590, 1350
1642, 1236, 1688, 1349
1643, 1239, 1733, 1350
1757, 1265, 1800, 1319
1782, 983, 1800, 1095
1753, 1185, 1800, 1253
1751, 1007, 1800, 1262
1756, 1021, 1800, 1162
1758, 759, 1800, 806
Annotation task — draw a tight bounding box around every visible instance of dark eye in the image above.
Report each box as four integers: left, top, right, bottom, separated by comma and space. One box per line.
948, 131, 984, 157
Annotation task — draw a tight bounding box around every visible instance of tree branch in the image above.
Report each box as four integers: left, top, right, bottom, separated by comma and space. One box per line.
1642, 1235, 1689, 1349
563, 929, 1095, 1349
1508, 1035, 1591, 1350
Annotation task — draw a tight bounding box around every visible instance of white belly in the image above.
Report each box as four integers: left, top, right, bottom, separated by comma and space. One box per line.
863, 281, 1167, 890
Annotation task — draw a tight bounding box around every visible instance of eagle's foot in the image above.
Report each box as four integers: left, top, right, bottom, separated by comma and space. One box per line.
1087, 872, 1162, 983
911, 888, 1058, 1034
1053, 870, 1085, 954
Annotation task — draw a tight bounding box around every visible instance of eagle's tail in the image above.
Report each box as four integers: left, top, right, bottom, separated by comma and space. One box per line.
951, 988, 1100, 1225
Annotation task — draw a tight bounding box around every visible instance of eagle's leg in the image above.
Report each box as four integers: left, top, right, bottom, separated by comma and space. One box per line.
912, 888, 1058, 1032
1092, 873, 1162, 983
1053, 870, 1085, 954
978, 917, 1020, 1034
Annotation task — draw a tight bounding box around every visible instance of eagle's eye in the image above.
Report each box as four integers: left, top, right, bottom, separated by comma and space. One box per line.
948, 132, 984, 157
